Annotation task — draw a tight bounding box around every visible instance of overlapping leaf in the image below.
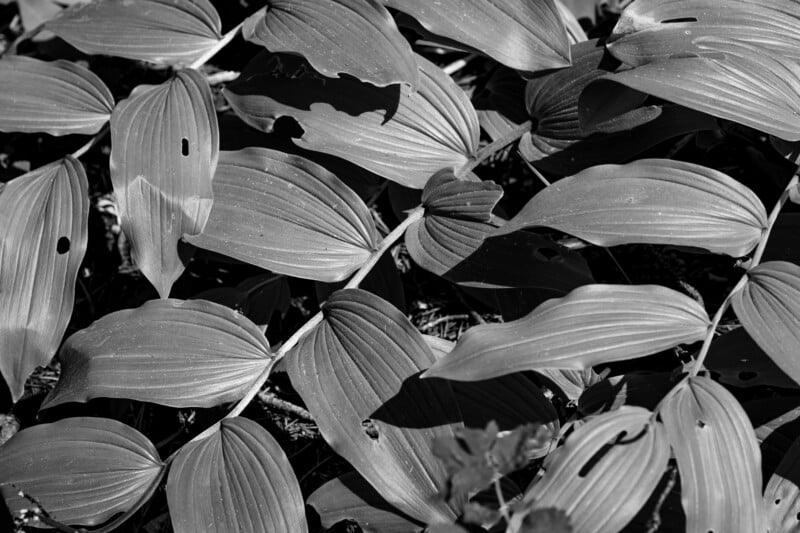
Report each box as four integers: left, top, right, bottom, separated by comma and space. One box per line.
732, 261, 800, 387
660, 376, 764, 532
223, 52, 479, 188
497, 158, 767, 257
110, 69, 218, 297
765, 435, 800, 533
242, 0, 418, 88
0, 56, 113, 136
186, 148, 378, 282
0, 157, 88, 401
41, 299, 272, 410
423, 284, 709, 381
287, 289, 461, 524
45, 0, 222, 67
167, 417, 307, 533
0, 417, 164, 527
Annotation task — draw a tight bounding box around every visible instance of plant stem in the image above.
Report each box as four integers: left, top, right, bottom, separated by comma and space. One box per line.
456, 121, 532, 178
70, 124, 109, 159
494, 477, 510, 524
189, 20, 245, 70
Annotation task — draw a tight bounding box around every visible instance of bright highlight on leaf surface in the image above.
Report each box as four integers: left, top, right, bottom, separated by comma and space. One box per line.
110, 69, 218, 298
0, 157, 88, 402
186, 148, 379, 282
167, 417, 307, 533
0, 56, 114, 136
0, 417, 164, 527
423, 284, 709, 382
41, 298, 273, 410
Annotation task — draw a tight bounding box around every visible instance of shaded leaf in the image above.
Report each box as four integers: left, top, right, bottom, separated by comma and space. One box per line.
0, 157, 88, 401
42, 299, 272, 410
193, 273, 291, 329
518, 508, 573, 533
765, 435, 800, 533
764, 214, 800, 264
0, 417, 164, 527
705, 327, 797, 389
316, 252, 406, 312
186, 147, 377, 282
424, 284, 709, 381
535, 368, 603, 401
0, 56, 113, 136
578, 372, 676, 416
111, 69, 218, 297
167, 417, 307, 533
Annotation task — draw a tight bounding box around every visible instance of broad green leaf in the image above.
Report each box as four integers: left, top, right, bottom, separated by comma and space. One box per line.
423, 284, 709, 381
167, 417, 307, 533
732, 261, 800, 387
497, 159, 767, 257
0, 417, 164, 527
185, 148, 378, 282
243, 0, 418, 88
660, 376, 764, 533
287, 289, 461, 524
514, 407, 669, 533
704, 327, 797, 389
0, 56, 113, 136
765, 435, 800, 533
111, 69, 218, 298
224, 52, 479, 188
383, 0, 571, 72
0, 157, 88, 401
41, 299, 272, 410
555, 0, 588, 43
46, 0, 222, 67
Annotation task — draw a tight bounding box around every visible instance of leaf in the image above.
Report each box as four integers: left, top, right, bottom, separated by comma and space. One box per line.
765, 435, 800, 533
41, 298, 272, 410
223, 52, 479, 188
185, 147, 378, 282
111, 69, 218, 297
497, 158, 767, 257
242, 0, 418, 88
578, 372, 676, 416
167, 417, 307, 533
535, 368, 603, 401
704, 327, 797, 389
46, 0, 223, 67
732, 261, 800, 387
0, 157, 88, 401
193, 273, 291, 329
287, 288, 461, 524
383, 0, 571, 72
423, 284, 709, 381
0, 417, 164, 527
0, 56, 113, 136
660, 376, 765, 532
515, 407, 669, 533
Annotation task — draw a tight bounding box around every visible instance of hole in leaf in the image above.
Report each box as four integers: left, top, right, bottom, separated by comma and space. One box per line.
361, 419, 379, 440
796, 511, 800, 521
775, 498, 782, 505
738, 371, 758, 382
56, 237, 70, 254
696, 420, 707, 429
181, 138, 189, 156
661, 17, 698, 23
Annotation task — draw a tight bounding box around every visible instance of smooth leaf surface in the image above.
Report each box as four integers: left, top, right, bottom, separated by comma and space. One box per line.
224, 52, 479, 188
42, 299, 272, 410
46, 0, 222, 66
167, 417, 307, 533
0, 417, 163, 527
0, 157, 88, 401
765, 435, 800, 533
498, 158, 767, 256
660, 376, 764, 533
424, 284, 709, 381
186, 148, 378, 282
243, 0, 418, 88
287, 289, 461, 524
111, 69, 218, 297
0, 56, 113, 136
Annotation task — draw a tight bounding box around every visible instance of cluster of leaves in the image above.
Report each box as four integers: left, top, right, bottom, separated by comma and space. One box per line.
0, 0, 800, 532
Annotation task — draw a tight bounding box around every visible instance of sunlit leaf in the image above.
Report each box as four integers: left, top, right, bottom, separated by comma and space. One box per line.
0, 417, 164, 527
167, 417, 307, 533
765, 434, 800, 533
111, 69, 218, 297
41, 299, 272, 410
0, 56, 113, 136
423, 284, 709, 381
0, 157, 88, 401
185, 148, 378, 282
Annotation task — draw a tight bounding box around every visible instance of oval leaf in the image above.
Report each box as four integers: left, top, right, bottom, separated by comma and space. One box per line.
46, 0, 222, 67
765, 435, 800, 533
42, 298, 272, 410
660, 376, 764, 532
287, 289, 461, 524
110, 69, 219, 298
498, 159, 767, 256
0, 157, 88, 401
185, 148, 378, 282
0, 56, 113, 136
167, 417, 307, 533
0, 417, 164, 527
423, 284, 709, 381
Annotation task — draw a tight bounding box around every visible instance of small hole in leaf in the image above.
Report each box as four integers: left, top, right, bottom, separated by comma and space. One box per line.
56, 237, 70, 254
661, 17, 698, 23
361, 419, 379, 440
796, 511, 800, 521
738, 371, 758, 382
697, 420, 707, 429
775, 498, 782, 505
181, 138, 189, 156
